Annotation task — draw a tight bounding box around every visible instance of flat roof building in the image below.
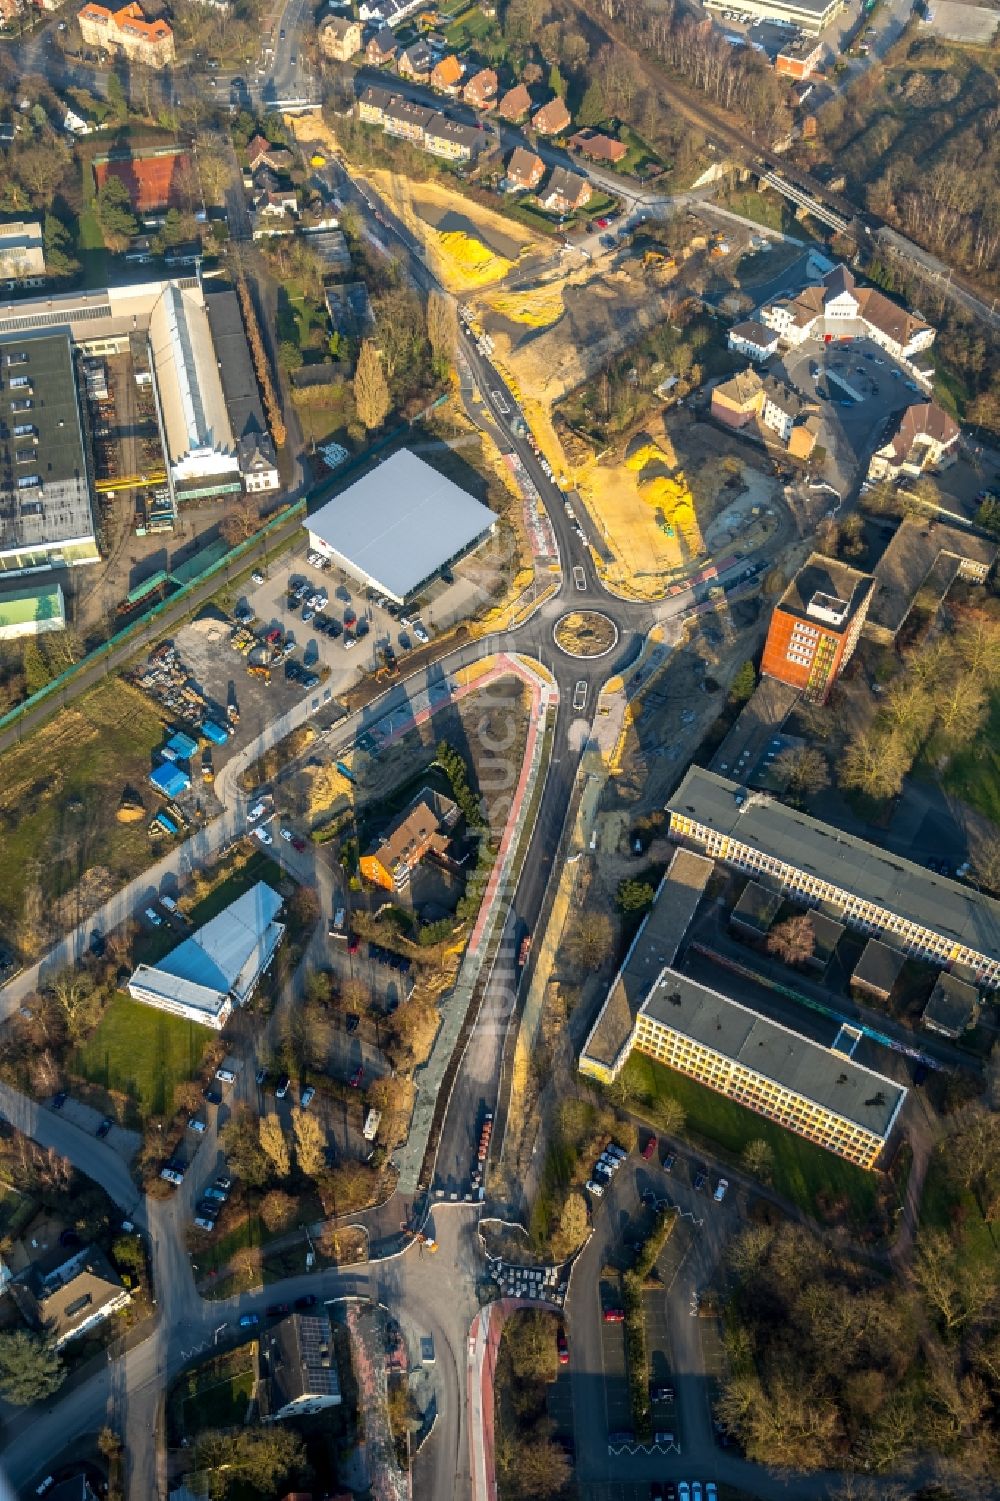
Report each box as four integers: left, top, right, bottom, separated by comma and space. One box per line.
581, 847, 715, 1081
0, 219, 45, 279
305, 449, 497, 603
668, 767, 1000, 988
730, 879, 781, 937
864, 516, 996, 644
0, 331, 97, 577
128, 880, 284, 1028
921, 972, 980, 1039
851, 938, 905, 1001
761, 552, 874, 702
703, 0, 844, 33
633, 969, 905, 1168
0, 580, 65, 640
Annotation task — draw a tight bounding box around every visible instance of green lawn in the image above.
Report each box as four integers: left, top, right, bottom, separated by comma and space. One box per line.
940, 690, 1000, 823
919, 1148, 999, 1275
0, 677, 165, 949
444, 5, 500, 46
73, 994, 214, 1118
169, 1347, 256, 1441
621, 1053, 880, 1226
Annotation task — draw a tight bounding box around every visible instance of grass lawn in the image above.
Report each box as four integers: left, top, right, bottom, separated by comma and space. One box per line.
0, 677, 165, 952
622, 1053, 880, 1226
940, 690, 1000, 823
168, 1347, 256, 1442
444, 5, 500, 46
72, 994, 214, 1118
919, 1148, 999, 1274
276, 278, 328, 359
718, 188, 798, 236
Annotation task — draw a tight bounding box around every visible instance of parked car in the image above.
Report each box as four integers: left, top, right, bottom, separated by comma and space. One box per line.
349, 1065, 364, 1088
713, 1178, 729, 1202
585, 1179, 605, 1198
294, 1293, 317, 1310
52, 1091, 67, 1110
300, 1086, 315, 1108
412, 621, 429, 644
203, 1087, 222, 1106
193, 1216, 215, 1232
144, 907, 162, 927
239, 1313, 260, 1327
196, 1201, 220, 1221
266, 1302, 290, 1317
251, 570, 265, 585
662, 1152, 676, 1174
96, 1117, 113, 1138
203, 1185, 228, 1202
693, 1170, 707, 1192
188, 1117, 207, 1133
606, 1143, 627, 1162
275, 1074, 290, 1099
557, 1328, 569, 1364
215, 1176, 232, 1192
216, 1067, 237, 1084
254, 827, 274, 846
255, 1067, 268, 1085
280, 827, 293, 843
641, 1135, 657, 1161
160, 1166, 184, 1185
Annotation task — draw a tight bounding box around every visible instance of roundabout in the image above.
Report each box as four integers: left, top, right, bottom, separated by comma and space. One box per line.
553, 609, 620, 659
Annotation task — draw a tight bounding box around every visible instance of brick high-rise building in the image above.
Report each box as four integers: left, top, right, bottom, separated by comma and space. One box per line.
761, 552, 873, 702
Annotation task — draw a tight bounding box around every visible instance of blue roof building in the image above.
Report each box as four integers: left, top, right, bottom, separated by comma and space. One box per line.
165, 730, 199, 761
150, 762, 190, 799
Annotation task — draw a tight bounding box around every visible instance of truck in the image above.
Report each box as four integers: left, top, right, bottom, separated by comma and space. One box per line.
363, 1108, 382, 1141
477, 1110, 493, 1163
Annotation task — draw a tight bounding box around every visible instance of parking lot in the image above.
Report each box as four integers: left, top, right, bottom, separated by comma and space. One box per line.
598, 1275, 633, 1437
777, 336, 925, 495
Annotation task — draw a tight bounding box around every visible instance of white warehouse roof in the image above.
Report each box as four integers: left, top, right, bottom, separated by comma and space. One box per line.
128, 881, 284, 1024
305, 449, 496, 602
148, 282, 234, 475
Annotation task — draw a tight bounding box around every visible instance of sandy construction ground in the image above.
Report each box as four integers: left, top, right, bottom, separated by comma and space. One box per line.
362, 169, 543, 294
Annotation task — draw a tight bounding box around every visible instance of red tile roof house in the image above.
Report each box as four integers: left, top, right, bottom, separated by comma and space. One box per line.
497, 83, 531, 122
463, 67, 498, 110
531, 96, 571, 136
505, 145, 545, 192
568, 129, 627, 164
366, 25, 397, 65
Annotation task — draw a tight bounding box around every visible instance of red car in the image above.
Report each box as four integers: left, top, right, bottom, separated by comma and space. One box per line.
265, 627, 282, 643
557, 1329, 569, 1364
291, 836, 307, 852
641, 1135, 657, 1161
603, 1308, 625, 1323
595, 216, 609, 228
348, 935, 360, 955
349, 1065, 364, 1088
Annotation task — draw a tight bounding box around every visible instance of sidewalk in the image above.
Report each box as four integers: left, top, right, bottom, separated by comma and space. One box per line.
393, 656, 557, 1194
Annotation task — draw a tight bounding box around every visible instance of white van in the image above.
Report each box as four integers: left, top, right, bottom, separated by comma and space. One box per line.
160, 894, 179, 914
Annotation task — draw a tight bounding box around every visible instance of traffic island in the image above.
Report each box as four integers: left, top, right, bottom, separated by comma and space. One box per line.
553, 610, 619, 659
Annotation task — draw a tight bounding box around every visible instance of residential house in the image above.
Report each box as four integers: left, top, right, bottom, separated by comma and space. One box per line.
423, 113, 485, 162
366, 25, 397, 64
539, 165, 591, 215
759, 263, 936, 368
463, 67, 497, 109
254, 186, 299, 218
258, 1314, 342, 1422
505, 145, 544, 192
497, 83, 531, 122
383, 96, 435, 141
430, 53, 463, 93
727, 318, 779, 363
358, 83, 394, 124
359, 0, 421, 20
77, 1, 174, 66
12, 1246, 131, 1349
397, 39, 433, 82
237, 434, 280, 494
532, 96, 571, 135
360, 788, 459, 890
246, 134, 295, 174
711, 367, 817, 458
325, 281, 375, 341
568, 128, 627, 164
319, 14, 362, 59
867, 400, 961, 483
304, 227, 352, 271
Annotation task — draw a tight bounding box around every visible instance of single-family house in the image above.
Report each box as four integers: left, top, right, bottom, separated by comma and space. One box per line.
319, 14, 362, 59
532, 96, 571, 135
430, 53, 463, 93
463, 67, 498, 109
867, 401, 961, 483
11, 1246, 131, 1350
497, 83, 531, 122
568, 128, 627, 164
246, 135, 295, 174
727, 319, 779, 363
505, 145, 544, 192
397, 39, 433, 81
539, 165, 591, 214
366, 25, 397, 64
